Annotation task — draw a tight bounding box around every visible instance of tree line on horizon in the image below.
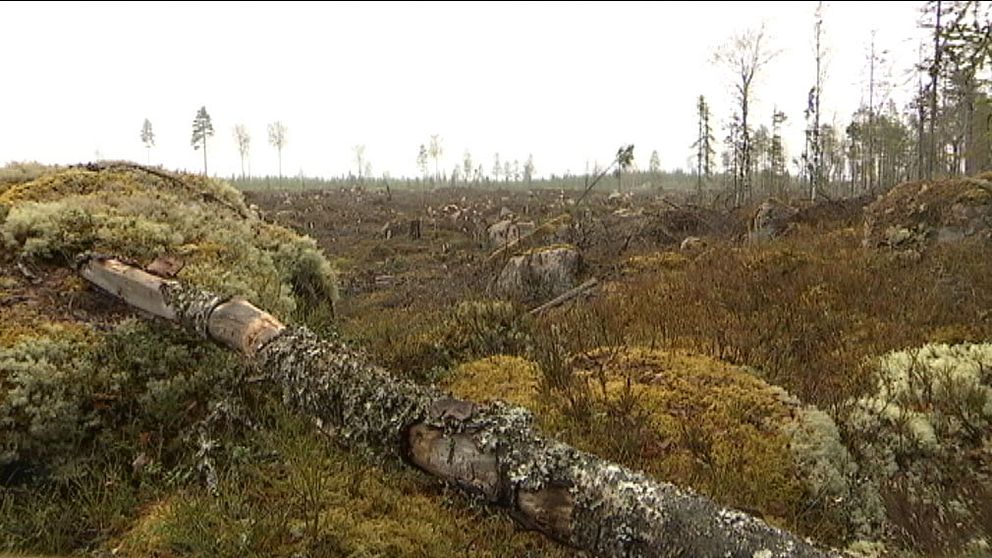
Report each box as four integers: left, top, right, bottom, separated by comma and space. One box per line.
136, 1, 991, 206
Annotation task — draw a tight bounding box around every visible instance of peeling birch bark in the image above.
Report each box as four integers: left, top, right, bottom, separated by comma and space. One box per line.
77, 254, 838, 558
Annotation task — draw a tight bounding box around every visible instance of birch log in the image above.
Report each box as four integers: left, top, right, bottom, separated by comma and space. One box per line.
77, 254, 837, 558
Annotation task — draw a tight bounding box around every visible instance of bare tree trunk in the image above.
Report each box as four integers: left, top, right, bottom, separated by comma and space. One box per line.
742, 96, 751, 206
918, 82, 927, 181
929, 0, 943, 180
868, 32, 876, 193
77, 255, 837, 558
812, 5, 823, 202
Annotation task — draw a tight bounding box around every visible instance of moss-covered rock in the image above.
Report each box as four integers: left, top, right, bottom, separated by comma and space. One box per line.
495, 245, 581, 302
863, 176, 992, 250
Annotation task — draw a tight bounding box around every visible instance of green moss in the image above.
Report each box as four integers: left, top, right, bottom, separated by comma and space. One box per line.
0, 315, 94, 349
448, 355, 542, 410
565, 348, 806, 525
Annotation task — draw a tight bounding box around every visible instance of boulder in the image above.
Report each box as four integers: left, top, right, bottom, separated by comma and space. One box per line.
863, 176, 992, 249
487, 219, 520, 247
495, 245, 580, 301
751, 199, 798, 241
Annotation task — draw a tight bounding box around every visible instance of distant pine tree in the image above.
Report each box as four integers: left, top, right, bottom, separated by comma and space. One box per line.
191, 107, 214, 175
140, 118, 155, 165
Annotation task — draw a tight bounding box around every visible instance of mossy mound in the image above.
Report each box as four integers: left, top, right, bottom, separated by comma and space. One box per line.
863, 175, 992, 249
568, 348, 808, 527
447, 347, 871, 543
0, 161, 340, 472
0, 162, 337, 321
0, 162, 336, 554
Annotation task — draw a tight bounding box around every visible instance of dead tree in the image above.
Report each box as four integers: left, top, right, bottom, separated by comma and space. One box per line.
77, 254, 836, 558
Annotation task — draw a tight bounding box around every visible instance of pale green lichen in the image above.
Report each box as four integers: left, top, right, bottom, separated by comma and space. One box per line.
842, 342, 992, 546
161, 281, 229, 339
257, 327, 438, 457
1, 163, 337, 323
847, 342, 992, 468
785, 406, 885, 540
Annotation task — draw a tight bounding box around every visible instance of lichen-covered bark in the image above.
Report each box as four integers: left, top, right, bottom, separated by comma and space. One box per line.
80, 257, 838, 558
161, 282, 228, 339
257, 327, 438, 457
412, 399, 835, 558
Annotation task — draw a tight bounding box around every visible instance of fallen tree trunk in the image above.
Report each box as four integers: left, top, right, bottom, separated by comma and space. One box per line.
529, 278, 599, 316
77, 254, 836, 558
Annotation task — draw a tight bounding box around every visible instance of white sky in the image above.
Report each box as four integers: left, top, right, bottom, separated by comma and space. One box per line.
0, 1, 927, 179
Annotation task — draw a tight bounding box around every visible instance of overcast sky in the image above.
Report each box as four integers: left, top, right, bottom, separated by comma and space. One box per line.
1, 1, 928, 179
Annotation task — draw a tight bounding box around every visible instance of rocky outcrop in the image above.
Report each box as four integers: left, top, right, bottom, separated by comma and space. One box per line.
495, 245, 581, 301
487, 219, 520, 247
751, 199, 798, 242
864, 176, 992, 250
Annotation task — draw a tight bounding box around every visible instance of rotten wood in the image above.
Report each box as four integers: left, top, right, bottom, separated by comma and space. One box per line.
146, 255, 185, 278
77, 253, 837, 558
80, 257, 177, 320
207, 298, 285, 355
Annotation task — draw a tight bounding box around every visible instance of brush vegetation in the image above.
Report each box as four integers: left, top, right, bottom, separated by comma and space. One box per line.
2, 162, 991, 557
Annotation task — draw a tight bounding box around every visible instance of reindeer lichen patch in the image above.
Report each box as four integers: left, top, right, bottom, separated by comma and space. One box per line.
842, 342, 992, 546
